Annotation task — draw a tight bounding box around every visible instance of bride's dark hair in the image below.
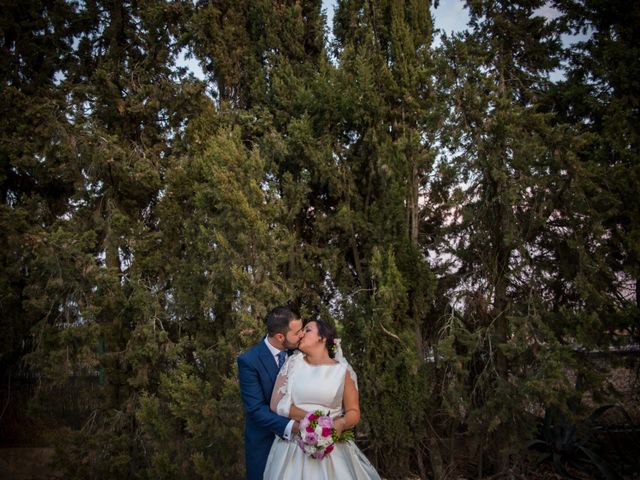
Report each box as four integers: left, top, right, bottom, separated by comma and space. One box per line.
307, 319, 337, 359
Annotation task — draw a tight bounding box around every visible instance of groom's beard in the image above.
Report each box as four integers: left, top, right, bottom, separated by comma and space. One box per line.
283, 339, 301, 351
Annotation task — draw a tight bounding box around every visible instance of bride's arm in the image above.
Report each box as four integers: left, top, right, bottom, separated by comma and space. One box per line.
288, 404, 308, 421
269, 356, 309, 421
269, 377, 308, 420
334, 371, 360, 435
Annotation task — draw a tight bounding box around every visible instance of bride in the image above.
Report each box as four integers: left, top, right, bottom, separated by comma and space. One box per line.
263, 319, 381, 479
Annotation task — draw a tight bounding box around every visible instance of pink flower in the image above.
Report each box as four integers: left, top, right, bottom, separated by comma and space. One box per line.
305, 432, 318, 445
318, 416, 333, 428
300, 417, 310, 430
297, 410, 337, 460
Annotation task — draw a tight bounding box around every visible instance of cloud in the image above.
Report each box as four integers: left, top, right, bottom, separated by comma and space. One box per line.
432, 0, 470, 35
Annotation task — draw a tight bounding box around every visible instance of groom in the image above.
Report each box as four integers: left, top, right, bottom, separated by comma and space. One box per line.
237, 306, 304, 480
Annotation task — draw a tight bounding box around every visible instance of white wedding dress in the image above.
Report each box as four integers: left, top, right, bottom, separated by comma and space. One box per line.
263, 350, 380, 480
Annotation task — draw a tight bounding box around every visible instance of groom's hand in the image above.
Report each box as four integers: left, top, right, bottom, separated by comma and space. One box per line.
292, 420, 300, 434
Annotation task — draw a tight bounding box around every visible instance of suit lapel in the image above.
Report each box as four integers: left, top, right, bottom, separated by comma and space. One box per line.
257, 341, 278, 383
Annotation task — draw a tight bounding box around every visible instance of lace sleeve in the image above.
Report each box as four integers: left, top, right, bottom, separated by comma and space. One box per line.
334, 339, 358, 391
270, 351, 302, 416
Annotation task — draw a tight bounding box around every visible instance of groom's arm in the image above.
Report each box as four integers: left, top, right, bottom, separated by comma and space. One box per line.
237, 355, 290, 438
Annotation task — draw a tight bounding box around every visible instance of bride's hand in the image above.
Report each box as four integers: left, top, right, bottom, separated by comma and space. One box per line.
333, 417, 346, 437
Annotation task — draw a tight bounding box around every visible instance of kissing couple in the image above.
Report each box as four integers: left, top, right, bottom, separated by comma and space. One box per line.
238, 306, 381, 479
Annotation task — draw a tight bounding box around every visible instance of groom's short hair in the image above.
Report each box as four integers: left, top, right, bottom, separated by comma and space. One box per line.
266, 306, 300, 336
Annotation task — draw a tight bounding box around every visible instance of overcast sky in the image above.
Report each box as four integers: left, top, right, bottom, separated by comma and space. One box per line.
321, 0, 570, 41
181, 0, 472, 80
182, 1, 572, 81
322, 0, 471, 39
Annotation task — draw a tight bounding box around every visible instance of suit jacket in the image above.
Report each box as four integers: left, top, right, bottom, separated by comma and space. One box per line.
238, 340, 290, 480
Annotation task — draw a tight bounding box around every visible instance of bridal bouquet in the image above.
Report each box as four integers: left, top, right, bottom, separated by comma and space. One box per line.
297, 410, 336, 460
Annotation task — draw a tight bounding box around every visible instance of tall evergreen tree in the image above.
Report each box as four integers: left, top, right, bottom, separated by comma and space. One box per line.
188, 0, 325, 109
7, 1, 202, 476
329, 1, 440, 476
550, 0, 640, 342
0, 0, 81, 381
133, 1, 332, 478
432, 0, 589, 474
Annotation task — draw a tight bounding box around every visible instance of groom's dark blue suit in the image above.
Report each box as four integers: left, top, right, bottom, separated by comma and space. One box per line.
238, 339, 290, 480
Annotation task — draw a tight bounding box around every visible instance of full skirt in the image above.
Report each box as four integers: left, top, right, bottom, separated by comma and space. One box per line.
263, 437, 380, 480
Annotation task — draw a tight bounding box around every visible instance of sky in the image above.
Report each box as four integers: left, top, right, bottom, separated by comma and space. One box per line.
181, 1, 576, 81
181, 0, 473, 80
322, 0, 471, 39
322, 0, 567, 41
317, 0, 577, 82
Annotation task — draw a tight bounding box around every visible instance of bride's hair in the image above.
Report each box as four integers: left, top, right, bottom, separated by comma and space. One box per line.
309, 319, 337, 359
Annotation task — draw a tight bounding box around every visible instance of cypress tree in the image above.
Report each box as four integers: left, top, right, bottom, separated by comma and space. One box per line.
432, 0, 586, 474
0, 0, 81, 380
550, 0, 640, 344
6, 1, 202, 476
133, 2, 331, 478
330, 1, 440, 476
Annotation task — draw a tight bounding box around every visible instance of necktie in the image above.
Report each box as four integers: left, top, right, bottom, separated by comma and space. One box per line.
277, 350, 286, 369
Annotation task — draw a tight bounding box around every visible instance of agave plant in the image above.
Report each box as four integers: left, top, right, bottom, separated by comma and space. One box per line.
527, 405, 634, 480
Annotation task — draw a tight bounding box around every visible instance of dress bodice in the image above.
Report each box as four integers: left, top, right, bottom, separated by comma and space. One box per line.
290, 359, 347, 418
